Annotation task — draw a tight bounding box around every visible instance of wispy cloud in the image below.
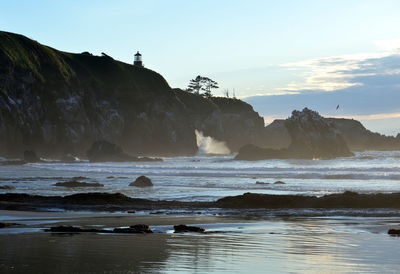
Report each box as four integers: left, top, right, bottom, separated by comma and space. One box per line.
279, 47, 400, 92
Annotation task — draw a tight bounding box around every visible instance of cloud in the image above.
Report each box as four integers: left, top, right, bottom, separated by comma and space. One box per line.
279, 50, 400, 92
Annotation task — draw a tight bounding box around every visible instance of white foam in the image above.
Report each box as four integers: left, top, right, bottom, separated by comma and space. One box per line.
195, 130, 230, 155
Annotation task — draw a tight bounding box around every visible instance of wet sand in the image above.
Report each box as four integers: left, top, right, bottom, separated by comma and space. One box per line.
1, 209, 400, 273
0, 209, 246, 231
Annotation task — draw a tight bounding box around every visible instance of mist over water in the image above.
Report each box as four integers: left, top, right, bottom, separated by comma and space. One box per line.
195, 130, 230, 155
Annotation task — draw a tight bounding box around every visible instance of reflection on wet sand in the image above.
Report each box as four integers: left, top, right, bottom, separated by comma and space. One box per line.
1, 218, 399, 273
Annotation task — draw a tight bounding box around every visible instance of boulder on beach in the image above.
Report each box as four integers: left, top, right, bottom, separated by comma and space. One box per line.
174, 224, 205, 233
45, 224, 153, 234
54, 181, 104, 188
256, 181, 270, 185
129, 176, 153, 187
45, 225, 107, 233
113, 224, 153, 234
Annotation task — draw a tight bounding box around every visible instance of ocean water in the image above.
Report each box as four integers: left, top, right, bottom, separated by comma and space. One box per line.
1, 150, 400, 202
2, 151, 400, 273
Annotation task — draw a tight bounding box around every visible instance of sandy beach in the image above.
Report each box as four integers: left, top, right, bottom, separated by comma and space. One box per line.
1, 209, 400, 273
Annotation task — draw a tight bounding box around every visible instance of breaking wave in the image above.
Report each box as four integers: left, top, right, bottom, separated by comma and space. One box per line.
195, 130, 230, 155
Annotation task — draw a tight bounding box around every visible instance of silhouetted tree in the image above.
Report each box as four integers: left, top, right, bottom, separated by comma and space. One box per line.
201, 77, 218, 98
187, 75, 219, 98
187, 75, 202, 94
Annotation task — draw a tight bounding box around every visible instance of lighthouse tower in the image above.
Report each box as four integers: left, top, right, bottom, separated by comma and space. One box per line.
134, 51, 143, 67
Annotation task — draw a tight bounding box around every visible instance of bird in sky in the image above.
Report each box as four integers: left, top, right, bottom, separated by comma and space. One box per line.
336, 104, 340, 110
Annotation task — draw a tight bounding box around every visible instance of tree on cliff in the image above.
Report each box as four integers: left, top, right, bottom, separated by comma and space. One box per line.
187, 75, 202, 94
187, 75, 219, 98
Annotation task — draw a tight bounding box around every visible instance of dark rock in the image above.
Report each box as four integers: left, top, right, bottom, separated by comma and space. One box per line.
388, 229, 400, 236
173, 224, 205, 233
0, 185, 15, 190
62, 192, 137, 205
328, 118, 400, 151
236, 108, 354, 160
256, 181, 269, 185
45, 225, 108, 233
87, 140, 137, 162
129, 176, 153, 187
113, 224, 153, 234
86, 140, 162, 162
54, 181, 104, 187
273, 181, 285, 185
5, 191, 400, 212
257, 111, 400, 152
216, 191, 400, 209
45, 224, 152, 234
0, 222, 19, 228
24, 150, 41, 163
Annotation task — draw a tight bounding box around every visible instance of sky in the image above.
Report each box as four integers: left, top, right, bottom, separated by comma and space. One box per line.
1, 0, 400, 134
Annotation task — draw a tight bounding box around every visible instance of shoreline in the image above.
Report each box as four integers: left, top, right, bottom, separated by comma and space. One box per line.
2, 191, 400, 213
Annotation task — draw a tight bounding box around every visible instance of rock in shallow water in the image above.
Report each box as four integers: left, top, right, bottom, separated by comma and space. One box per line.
129, 176, 153, 187
174, 224, 205, 233
54, 181, 104, 187
113, 224, 153, 234
86, 140, 162, 162
45, 224, 153, 234
388, 229, 400, 236
45, 226, 107, 233
255, 181, 270, 185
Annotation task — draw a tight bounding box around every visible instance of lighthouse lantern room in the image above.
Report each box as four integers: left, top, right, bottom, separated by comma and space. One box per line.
134, 51, 143, 67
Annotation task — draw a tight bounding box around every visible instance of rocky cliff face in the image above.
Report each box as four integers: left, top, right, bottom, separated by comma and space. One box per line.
327, 118, 400, 151
236, 108, 354, 160
258, 114, 400, 152
0, 31, 264, 158
284, 108, 353, 159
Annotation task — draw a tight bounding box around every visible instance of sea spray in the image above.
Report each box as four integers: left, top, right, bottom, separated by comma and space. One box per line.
195, 130, 231, 155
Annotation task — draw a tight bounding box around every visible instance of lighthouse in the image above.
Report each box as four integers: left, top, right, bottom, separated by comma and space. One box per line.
134, 51, 143, 67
